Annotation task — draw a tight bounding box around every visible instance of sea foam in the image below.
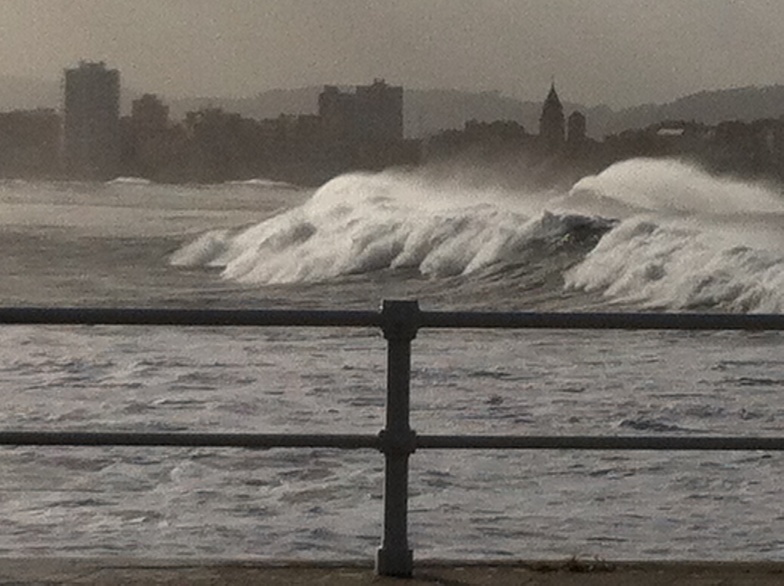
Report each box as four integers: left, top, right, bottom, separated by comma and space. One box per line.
565, 159, 784, 312
172, 159, 784, 312
171, 171, 578, 283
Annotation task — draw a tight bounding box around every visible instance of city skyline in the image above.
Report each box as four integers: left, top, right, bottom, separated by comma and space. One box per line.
2, 1, 784, 109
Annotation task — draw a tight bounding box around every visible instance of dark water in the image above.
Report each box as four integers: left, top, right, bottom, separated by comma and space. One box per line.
0, 167, 782, 561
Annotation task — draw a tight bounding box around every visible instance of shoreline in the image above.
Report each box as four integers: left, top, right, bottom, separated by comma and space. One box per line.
1, 558, 783, 585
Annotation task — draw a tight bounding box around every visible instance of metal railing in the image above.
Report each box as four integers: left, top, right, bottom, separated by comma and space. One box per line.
1, 300, 784, 577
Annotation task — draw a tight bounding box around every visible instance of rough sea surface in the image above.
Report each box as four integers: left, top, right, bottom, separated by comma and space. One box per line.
0, 161, 783, 561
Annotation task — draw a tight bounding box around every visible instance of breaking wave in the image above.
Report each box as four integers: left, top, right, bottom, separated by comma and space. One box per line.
565, 159, 784, 312
172, 159, 784, 312
171, 171, 610, 284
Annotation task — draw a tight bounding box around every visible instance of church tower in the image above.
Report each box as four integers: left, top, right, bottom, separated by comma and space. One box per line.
539, 83, 565, 153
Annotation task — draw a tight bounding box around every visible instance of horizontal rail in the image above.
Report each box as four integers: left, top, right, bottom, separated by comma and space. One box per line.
419, 311, 784, 331
416, 435, 784, 451
1, 307, 784, 331
2, 432, 783, 452
0, 432, 379, 449
0, 307, 380, 328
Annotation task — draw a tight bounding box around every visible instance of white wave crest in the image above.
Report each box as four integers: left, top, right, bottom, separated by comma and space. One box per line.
566, 160, 784, 312
171, 171, 587, 284
570, 158, 784, 215
225, 178, 296, 189
107, 177, 152, 185
173, 160, 784, 313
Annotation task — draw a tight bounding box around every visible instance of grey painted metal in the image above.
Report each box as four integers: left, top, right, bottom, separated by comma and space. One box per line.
415, 435, 784, 451
0, 429, 784, 455
3, 306, 784, 331
0, 431, 379, 449
375, 300, 419, 578
1, 431, 782, 452
0, 307, 380, 328
420, 311, 784, 331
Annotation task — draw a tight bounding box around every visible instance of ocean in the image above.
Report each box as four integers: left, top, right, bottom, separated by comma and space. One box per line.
0, 158, 782, 561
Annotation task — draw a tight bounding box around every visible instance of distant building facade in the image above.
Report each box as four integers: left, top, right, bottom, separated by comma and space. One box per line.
121, 93, 181, 179
355, 79, 404, 142
567, 111, 587, 147
0, 108, 60, 178
423, 119, 528, 161
56, 69, 417, 183
130, 93, 169, 138
63, 61, 121, 179
318, 79, 404, 143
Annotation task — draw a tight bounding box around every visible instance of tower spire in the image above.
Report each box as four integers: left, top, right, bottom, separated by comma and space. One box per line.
539, 81, 565, 153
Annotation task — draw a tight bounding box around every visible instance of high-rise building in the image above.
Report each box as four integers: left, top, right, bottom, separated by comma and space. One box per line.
318, 79, 403, 143
354, 79, 404, 142
63, 61, 120, 179
130, 94, 169, 139
318, 85, 356, 142
539, 83, 565, 153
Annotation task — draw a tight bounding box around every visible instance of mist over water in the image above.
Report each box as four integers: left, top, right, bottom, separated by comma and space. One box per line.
173, 158, 784, 313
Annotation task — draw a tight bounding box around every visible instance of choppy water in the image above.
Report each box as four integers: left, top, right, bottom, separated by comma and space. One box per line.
0, 161, 783, 561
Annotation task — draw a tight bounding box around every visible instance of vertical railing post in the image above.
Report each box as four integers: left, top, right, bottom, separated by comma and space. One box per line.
375, 300, 419, 577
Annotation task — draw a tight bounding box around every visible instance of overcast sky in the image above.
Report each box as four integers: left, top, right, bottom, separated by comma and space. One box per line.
2, 0, 783, 108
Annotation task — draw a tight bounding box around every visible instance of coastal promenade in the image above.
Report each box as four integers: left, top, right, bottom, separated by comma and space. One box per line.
0, 559, 783, 585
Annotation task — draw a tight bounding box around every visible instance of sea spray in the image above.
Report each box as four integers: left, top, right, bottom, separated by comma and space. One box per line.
565, 159, 784, 311
569, 158, 784, 215
171, 159, 784, 313
170, 229, 233, 267
170, 170, 597, 284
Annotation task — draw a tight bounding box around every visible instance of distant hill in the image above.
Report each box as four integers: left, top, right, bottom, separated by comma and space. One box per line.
597, 85, 784, 135
3, 75, 784, 140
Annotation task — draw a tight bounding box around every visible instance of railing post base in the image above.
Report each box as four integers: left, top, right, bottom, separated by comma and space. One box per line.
375, 547, 413, 578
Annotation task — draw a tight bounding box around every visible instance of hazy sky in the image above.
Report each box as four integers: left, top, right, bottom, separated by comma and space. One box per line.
2, 0, 784, 107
